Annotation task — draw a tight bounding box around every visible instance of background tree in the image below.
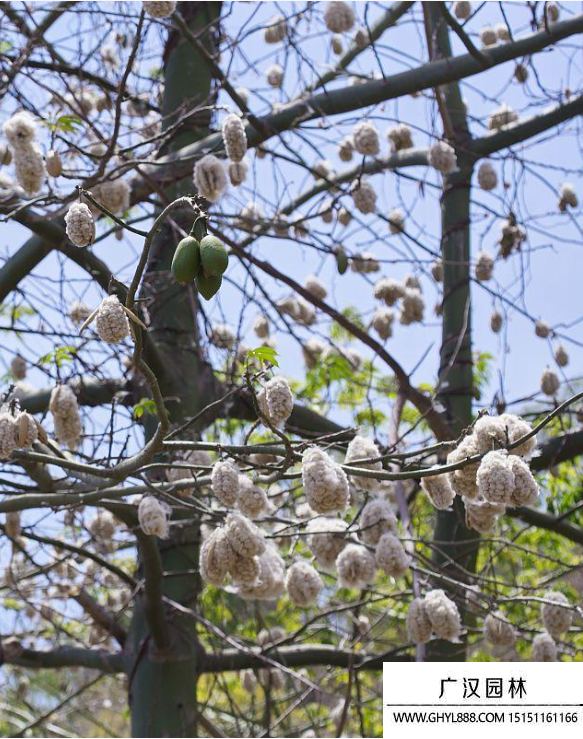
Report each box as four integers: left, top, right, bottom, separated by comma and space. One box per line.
0, 1, 583, 736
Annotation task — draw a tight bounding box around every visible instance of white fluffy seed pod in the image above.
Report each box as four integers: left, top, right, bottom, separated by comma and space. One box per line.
237, 544, 285, 600
69, 300, 92, 326
399, 289, 424, 325
351, 251, 380, 273
374, 277, 405, 306
351, 179, 377, 214
508, 455, 539, 506
332, 34, 343, 55
5, 511, 21, 539
222, 114, 247, 163
95, 296, 130, 343
424, 589, 461, 641
239, 200, 262, 228
428, 141, 457, 173
476, 450, 514, 504
253, 314, 270, 339
302, 337, 326, 369
0, 414, 16, 459
194, 154, 227, 203
143, 1, 176, 18
484, 611, 516, 646
266, 64, 284, 88
336, 543, 375, 589
345, 435, 382, 491
228, 158, 249, 186
359, 498, 398, 545
15, 412, 38, 448
10, 355, 26, 380
353, 121, 380, 157
431, 260, 443, 282
88, 510, 116, 540
375, 532, 410, 578
91, 178, 131, 215
480, 26, 498, 47
406, 597, 433, 644
235, 87, 249, 107
338, 136, 354, 162
211, 460, 240, 507
388, 208, 405, 234
488, 103, 518, 131
285, 560, 324, 607
541, 368, 560, 397
45, 150, 62, 177
535, 320, 551, 338
49, 384, 82, 448
257, 376, 294, 427
542, 591, 572, 637
532, 631, 557, 661
338, 207, 351, 226
371, 307, 394, 341
447, 435, 480, 499
304, 275, 327, 301
237, 475, 270, 518
264, 14, 287, 43
554, 344, 569, 367
453, 1, 471, 19
500, 413, 537, 458
490, 311, 503, 333
324, 1, 355, 33
65, 203, 95, 247
547, 2, 559, 22
558, 183, 578, 212
200, 528, 231, 586
210, 324, 236, 350
2, 112, 37, 148
224, 512, 266, 558
241, 670, 257, 692
474, 252, 494, 282
514, 63, 528, 83
496, 23, 510, 41
387, 123, 413, 152
138, 495, 169, 538
464, 496, 504, 533
421, 474, 455, 510
477, 161, 497, 191
307, 517, 348, 571
302, 446, 349, 514
13, 144, 45, 196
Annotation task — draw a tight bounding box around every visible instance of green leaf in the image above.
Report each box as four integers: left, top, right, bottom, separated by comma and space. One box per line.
38, 345, 77, 367
247, 346, 279, 368
133, 398, 157, 419
46, 114, 83, 133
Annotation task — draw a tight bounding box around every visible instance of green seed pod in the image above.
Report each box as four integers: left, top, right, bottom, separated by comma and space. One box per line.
171, 236, 201, 285
196, 272, 222, 300
336, 246, 348, 275
200, 235, 229, 277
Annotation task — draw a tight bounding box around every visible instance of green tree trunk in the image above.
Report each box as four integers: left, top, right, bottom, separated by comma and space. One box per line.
125, 4, 221, 736
426, 3, 478, 661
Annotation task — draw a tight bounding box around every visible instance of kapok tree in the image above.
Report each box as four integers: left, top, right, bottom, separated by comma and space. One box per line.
0, 1, 583, 737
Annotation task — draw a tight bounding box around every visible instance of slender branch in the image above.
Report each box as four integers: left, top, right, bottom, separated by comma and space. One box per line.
70, 587, 128, 647
201, 644, 410, 673
0, 645, 126, 673
507, 506, 583, 546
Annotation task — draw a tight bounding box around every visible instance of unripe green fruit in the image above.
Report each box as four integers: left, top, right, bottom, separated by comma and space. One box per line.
200, 235, 229, 277
336, 246, 348, 275
196, 272, 222, 300
171, 237, 201, 285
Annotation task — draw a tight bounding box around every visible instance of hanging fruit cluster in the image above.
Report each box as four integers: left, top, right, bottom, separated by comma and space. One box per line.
170, 216, 229, 300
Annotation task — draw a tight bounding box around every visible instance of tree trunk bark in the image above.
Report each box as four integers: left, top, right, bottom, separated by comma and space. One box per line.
425, 2, 478, 661
125, 4, 222, 736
